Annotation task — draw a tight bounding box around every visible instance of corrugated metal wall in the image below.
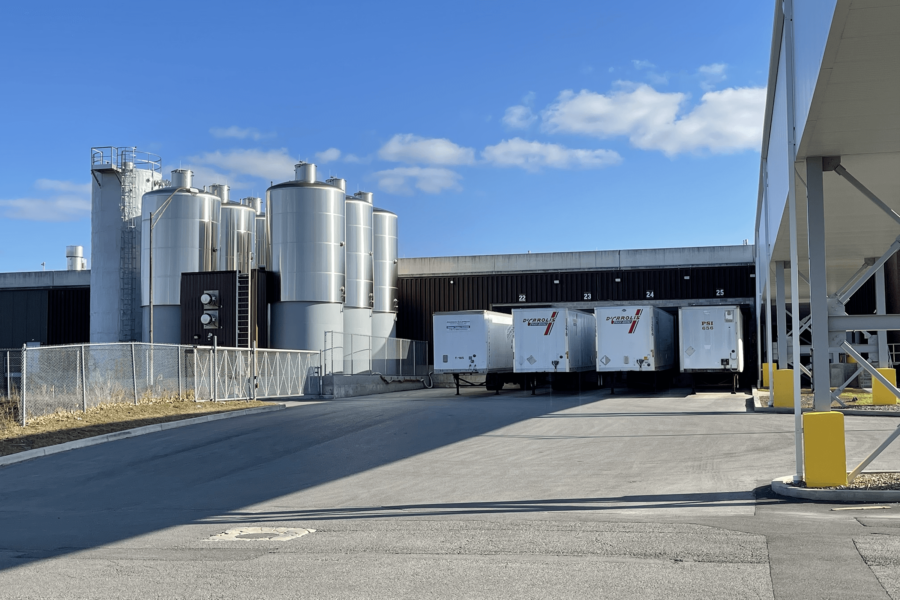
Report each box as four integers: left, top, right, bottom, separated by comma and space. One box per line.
48, 288, 90, 345
398, 265, 756, 347
180, 270, 268, 348
0, 287, 90, 348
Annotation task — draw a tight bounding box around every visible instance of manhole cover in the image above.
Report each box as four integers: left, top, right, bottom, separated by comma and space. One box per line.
209, 527, 315, 541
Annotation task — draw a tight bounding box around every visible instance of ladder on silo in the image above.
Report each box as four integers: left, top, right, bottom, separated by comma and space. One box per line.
236, 273, 251, 348
119, 167, 139, 342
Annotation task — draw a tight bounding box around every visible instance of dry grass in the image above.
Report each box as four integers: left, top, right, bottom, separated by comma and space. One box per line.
757, 388, 877, 409
0, 395, 271, 457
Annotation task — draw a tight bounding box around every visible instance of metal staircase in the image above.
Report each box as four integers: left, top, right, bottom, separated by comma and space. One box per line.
237, 273, 251, 348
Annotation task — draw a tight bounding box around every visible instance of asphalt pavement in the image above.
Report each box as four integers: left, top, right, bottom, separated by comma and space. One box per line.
1, 386, 900, 598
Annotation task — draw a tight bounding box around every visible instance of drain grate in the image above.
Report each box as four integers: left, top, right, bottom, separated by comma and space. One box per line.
209, 527, 315, 541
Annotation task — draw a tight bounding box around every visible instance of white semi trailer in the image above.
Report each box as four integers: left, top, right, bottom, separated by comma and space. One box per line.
678, 305, 744, 393
433, 311, 514, 394
513, 308, 597, 393
595, 306, 675, 392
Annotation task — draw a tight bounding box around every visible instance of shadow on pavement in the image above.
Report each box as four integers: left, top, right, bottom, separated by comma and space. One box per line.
198, 491, 761, 523
0, 390, 640, 569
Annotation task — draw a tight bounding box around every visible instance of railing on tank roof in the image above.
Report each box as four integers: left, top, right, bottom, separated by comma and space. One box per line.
91, 146, 162, 174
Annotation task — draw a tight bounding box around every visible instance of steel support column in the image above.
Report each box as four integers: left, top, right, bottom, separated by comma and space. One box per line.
876, 265, 890, 367
776, 261, 789, 369
806, 157, 831, 411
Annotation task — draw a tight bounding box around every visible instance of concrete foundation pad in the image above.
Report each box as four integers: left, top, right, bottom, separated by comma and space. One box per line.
771, 474, 900, 502
322, 374, 429, 398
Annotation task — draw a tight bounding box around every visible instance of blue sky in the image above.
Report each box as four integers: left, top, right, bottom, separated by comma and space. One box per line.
0, 0, 772, 272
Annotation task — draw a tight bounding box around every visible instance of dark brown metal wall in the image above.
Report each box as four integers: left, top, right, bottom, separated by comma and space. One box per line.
398, 265, 756, 350
47, 288, 90, 345
180, 271, 269, 348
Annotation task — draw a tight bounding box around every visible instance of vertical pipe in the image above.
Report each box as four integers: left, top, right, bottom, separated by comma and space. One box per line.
131, 342, 138, 404
81, 345, 87, 413
806, 156, 831, 412
876, 266, 889, 367
776, 262, 788, 369
783, 0, 804, 482
349, 334, 354, 375
149, 211, 154, 344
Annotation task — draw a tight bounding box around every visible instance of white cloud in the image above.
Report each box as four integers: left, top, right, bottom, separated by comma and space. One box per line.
187, 148, 297, 183
378, 134, 475, 165
344, 153, 370, 164
0, 179, 91, 221
374, 167, 462, 195
35, 179, 91, 194
632, 59, 656, 70
315, 148, 341, 164
209, 126, 274, 141
503, 105, 536, 129
541, 83, 765, 156
482, 138, 621, 171
698, 63, 728, 91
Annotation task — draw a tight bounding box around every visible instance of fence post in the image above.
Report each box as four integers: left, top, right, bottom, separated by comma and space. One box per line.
131, 343, 138, 405
399, 338, 403, 377
349, 334, 353, 375
20, 344, 26, 426
213, 335, 218, 402
178, 345, 183, 400
81, 345, 87, 413
252, 342, 257, 401
193, 347, 198, 402
369, 334, 372, 374
5, 350, 9, 400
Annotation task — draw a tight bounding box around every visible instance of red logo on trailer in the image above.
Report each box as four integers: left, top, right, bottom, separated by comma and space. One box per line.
628, 309, 642, 334
544, 311, 559, 335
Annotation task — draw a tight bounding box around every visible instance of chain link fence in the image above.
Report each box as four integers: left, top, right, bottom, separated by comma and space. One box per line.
1, 348, 23, 424
19, 343, 319, 424
323, 332, 429, 377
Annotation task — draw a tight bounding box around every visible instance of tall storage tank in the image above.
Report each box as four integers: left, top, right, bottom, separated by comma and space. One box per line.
242, 197, 268, 270
268, 162, 345, 351
372, 208, 398, 339
217, 201, 256, 273
141, 169, 221, 343
344, 191, 374, 370
90, 147, 163, 343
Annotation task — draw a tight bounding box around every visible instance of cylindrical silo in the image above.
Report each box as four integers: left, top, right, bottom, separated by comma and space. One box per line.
209, 183, 230, 203
242, 197, 268, 270
268, 162, 345, 351
326, 177, 346, 192
372, 208, 399, 339
90, 147, 163, 343
66, 246, 86, 271
218, 201, 256, 273
344, 191, 374, 373
141, 169, 221, 344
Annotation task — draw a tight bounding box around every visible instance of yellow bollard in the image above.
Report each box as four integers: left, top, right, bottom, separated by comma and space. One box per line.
773, 369, 794, 408
803, 411, 847, 488
762, 363, 771, 389
873, 368, 897, 405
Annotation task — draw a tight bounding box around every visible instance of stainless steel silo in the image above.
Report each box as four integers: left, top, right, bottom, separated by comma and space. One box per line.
90, 147, 163, 343
66, 245, 86, 271
326, 177, 346, 192
241, 197, 268, 270
141, 169, 221, 344
344, 191, 374, 372
218, 201, 256, 273
268, 162, 345, 351
209, 183, 230, 203
372, 208, 399, 340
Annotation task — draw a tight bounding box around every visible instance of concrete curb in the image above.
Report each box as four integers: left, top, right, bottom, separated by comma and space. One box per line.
771, 474, 900, 502
0, 404, 285, 468
755, 406, 900, 417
